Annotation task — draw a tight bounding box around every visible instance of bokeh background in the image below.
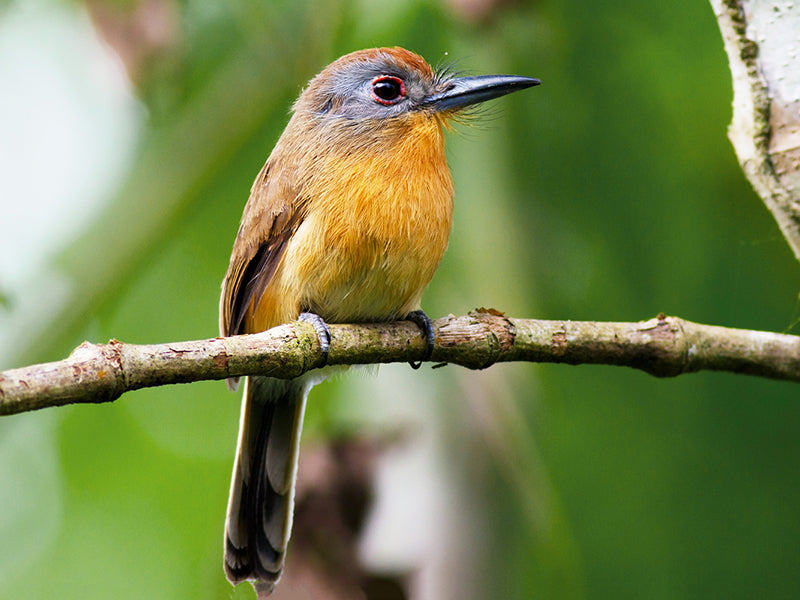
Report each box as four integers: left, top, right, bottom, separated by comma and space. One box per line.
2, 0, 800, 598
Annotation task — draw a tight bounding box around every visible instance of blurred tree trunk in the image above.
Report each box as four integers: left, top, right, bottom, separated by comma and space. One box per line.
709, 0, 800, 261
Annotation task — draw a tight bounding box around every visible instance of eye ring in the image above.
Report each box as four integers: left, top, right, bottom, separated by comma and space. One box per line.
370, 76, 406, 105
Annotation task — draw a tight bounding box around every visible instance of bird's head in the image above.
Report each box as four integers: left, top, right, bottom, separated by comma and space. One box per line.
293, 47, 540, 127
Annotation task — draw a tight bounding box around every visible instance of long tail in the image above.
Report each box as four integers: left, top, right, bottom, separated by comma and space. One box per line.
224, 375, 310, 597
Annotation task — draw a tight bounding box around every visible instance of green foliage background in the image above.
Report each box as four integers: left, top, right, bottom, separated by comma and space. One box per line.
3, 0, 800, 598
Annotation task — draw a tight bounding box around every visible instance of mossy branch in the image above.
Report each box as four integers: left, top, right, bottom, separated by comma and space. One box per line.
2, 311, 799, 416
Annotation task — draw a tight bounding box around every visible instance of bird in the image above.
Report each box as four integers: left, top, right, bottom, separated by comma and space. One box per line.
219, 46, 539, 597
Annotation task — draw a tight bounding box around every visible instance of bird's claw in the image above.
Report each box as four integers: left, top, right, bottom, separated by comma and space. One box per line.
299, 312, 331, 367
406, 310, 435, 370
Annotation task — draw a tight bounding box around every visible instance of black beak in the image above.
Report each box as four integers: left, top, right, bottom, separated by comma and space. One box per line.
422, 74, 540, 112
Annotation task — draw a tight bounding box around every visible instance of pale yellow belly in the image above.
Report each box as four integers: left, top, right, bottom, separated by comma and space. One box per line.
279, 213, 446, 323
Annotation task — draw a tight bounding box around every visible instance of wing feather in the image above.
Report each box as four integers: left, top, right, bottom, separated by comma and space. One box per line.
220, 159, 307, 338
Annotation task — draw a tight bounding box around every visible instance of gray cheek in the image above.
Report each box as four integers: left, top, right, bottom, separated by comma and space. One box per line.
335, 95, 407, 120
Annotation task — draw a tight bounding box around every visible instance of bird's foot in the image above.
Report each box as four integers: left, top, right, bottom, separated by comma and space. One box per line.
406, 310, 435, 370
299, 312, 331, 367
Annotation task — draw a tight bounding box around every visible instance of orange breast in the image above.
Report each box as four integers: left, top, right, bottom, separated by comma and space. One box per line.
250, 114, 453, 331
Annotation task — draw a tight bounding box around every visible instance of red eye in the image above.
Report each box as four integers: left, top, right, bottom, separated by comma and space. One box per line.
371, 76, 406, 105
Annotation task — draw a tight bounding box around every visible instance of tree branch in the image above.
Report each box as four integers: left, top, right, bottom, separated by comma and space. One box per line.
2, 312, 799, 416
709, 0, 800, 261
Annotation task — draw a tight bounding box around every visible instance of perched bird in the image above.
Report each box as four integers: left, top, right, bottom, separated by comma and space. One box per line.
220, 46, 539, 596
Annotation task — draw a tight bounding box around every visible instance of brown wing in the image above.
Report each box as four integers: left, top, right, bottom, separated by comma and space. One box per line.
220, 159, 307, 339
